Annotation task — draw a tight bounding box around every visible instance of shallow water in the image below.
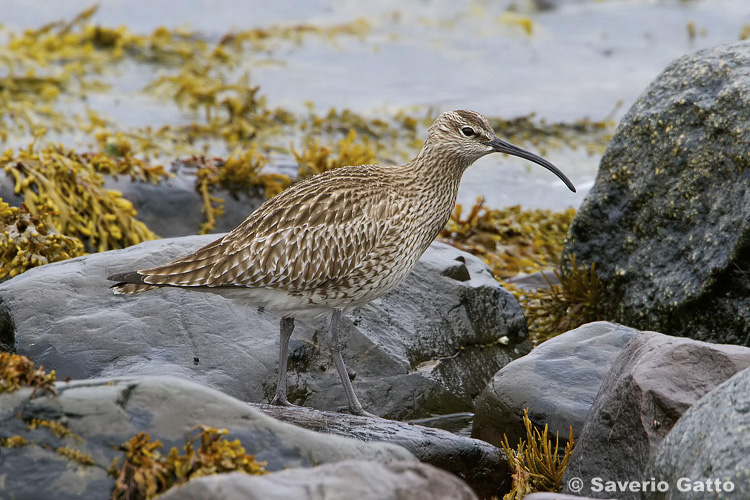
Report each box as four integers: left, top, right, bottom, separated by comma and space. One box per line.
4, 0, 750, 210
408, 412, 475, 437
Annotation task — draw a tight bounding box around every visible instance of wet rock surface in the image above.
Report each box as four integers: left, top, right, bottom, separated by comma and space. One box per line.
256, 403, 507, 499
562, 331, 750, 499
472, 321, 637, 448
102, 170, 268, 238
157, 461, 479, 500
0, 376, 414, 500
645, 366, 750, 500
0, 236, 528, 420
563, 42, 750, 345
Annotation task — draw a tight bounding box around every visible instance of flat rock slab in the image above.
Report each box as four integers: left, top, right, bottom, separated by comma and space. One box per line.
255, 403, 507, 499
158, 461, 479, 500
0, 236, 528, 419
472, 321, 637, 447
563, 41, 750, 345
646, 366, 750, 499
0, 376, 414, 500
563, 331, 750, 499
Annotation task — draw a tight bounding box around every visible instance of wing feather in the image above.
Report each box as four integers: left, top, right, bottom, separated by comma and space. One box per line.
131, 166, 396, 292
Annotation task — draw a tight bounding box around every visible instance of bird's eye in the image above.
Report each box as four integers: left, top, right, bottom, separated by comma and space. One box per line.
461, 126, 475, 137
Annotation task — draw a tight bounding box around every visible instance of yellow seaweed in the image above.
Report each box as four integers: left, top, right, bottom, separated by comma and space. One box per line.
184, 146, 291, 234
1, 143, 158, 253
0, 353, 57, 396
110, 426, 266, 500
509, 255, 602, 344
440, 199, 576, 279
293, 129, 377, 179
500, 408, 575, 499
0, 200, 85, 280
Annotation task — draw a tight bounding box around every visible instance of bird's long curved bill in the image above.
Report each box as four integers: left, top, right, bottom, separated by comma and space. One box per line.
488, 137, 576, 192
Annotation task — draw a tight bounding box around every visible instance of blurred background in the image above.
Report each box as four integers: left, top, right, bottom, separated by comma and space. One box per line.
2, 0, 750, 210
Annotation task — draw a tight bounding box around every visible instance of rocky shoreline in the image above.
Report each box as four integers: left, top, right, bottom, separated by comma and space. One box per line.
3, 41, 750, 499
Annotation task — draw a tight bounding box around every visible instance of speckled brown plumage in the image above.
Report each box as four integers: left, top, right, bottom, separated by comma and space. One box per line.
108, 110, 575, 416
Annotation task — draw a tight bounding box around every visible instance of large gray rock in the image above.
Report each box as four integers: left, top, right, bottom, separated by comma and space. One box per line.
562, 332, 750, 499
103, 171, 265, 237
472, 321, 637, 448
646, 367, 750, 499
0, 237, 528, 419
563, 42, 750, 345
256, 403, 507, 499
0, 376, 414, 500
158, 461, 479, 500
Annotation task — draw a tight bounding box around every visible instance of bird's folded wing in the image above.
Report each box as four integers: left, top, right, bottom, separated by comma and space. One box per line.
135, 178, 395, 292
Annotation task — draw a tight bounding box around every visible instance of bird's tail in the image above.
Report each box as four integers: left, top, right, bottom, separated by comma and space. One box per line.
110, 282, 159, 295
107, 236, 228, 294
108, 271, 158, 295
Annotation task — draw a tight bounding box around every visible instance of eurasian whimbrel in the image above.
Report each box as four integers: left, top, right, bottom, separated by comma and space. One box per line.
108, 110, 575, 417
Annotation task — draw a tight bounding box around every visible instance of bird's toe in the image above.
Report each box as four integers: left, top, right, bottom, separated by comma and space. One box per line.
270, 395, 298, 408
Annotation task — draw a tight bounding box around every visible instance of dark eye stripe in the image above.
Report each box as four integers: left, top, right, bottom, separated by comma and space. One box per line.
461, 126, 475, 137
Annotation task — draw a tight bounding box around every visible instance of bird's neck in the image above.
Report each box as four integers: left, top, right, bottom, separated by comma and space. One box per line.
395, 143, 469, 242
412, 141, 470, 179
405, 143, 469, 200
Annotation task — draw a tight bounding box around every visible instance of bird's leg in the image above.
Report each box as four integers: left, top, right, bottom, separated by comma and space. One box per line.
327, 309, 377, 418
271, 317, 297, 407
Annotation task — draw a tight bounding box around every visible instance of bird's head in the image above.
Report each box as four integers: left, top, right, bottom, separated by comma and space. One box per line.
424, 110, 576, 192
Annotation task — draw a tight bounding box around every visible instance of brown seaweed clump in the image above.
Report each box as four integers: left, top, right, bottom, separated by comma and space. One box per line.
440, 199, 576, 279
1, 142, 158, 253
509, 255, 602, 344
111, 426, 266, 500
0, 417, 95, 467
293, 129, 377, 179
500, 408, 574, 500
0, 363, 96, 466
0, 353, 57, 396
181, 146, 291, 234
0, 200, 84, 280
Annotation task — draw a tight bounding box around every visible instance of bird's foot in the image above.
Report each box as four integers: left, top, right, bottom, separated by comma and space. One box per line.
270, 395, 299, 408
347, 407, 379, 418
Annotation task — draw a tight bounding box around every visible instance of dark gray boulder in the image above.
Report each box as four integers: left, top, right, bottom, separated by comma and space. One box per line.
0, 376, 414, 500
158, 461, 479, 500
562, 331, 750, 499
256, 403, 507, 499
472, 321, 637, 448
0, 237, 528, 420
645, 366, 750, 499
563, 42, 750, 345
103, 171, 265, 237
